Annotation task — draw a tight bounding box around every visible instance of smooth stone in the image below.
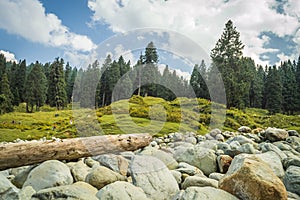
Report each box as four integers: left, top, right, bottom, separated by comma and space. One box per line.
85, 166, 126, 190
256, 151, 285, 179
209, 128, 222, 137
227, 135, 254, 145
284, 166, 300, 196
130, 155, 179, 200
288, 130, 300, 137
67, 160, 91, 182
219, 154, 287, 200
238, 143, 257, 154
197, 140, 219, 150
31, 181, 98, 200
184, 137, 197, 144
181, 176, 218, 189
259, 143, 287, 161
0, 174, 19, 199
175, 162, 204, 176
178, 186, 239, 200
174, 145, 217, 176
96, 181, 150, 200
18, 186, 35, 200
170, 170, 182, 184
23, 160, 73, 191
92, 154, 129, 176
11, 165, 35, 188
287, 191, 300, 200
238, 126, 251, 133
209, 172, 224, 181
283, 157, 300, 169
265, 127, 289, 142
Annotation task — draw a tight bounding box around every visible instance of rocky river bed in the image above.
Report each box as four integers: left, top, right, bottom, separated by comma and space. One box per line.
1, 126, 300, 200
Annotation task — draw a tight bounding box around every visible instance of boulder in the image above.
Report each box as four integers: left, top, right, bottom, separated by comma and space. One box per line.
0, 174, 19, 199
255, 151, 285, 178
238, 143, 257, 154
23, 160, 73, 191
238, 126, 251, 133
11, 165, 35, 188
96, 181, 150, 200
259, 142, 287, 161
174, 145, 217, 176
178, 186, 239, 200
18, 186, 35, 200
283, 157, 300, 169
31, 181, 98, 200
219, 154, 287, 200
175, 162, 204, 176
85, 166, 126, 190
67, 160, 91, 182
265, 127, 289, 142
284, 166, 300, 196
93, 154, 129, 176
130, 155, 179, 200
288, 130, 300, 137
217, 155, 232, 173
170, 170, 182, 184
209, 172, 224, 181
181, 176, 218, 189
139, 147, 178, 170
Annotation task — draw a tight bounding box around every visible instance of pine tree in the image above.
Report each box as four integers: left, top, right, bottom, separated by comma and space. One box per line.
9, 61, 20, 105
0, 73, 13, 114
210, 20, 245, 108
280, 60, 298, 114
47, 58, 67, 110
97, 55, 112, 107
250, 65, 264, 108
265, 66, 282, 114
190, 60, 209, 99
24, 62, 47, 112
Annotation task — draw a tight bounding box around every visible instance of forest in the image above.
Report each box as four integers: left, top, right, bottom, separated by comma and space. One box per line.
0, 20, 299, 115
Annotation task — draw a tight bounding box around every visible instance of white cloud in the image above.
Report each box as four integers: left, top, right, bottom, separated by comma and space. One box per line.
0, 0, 96, 52
0, 50, 17, 63
88, 0, 300, 66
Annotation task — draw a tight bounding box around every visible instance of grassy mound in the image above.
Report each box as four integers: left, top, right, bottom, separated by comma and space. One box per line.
0, 96, 300, 142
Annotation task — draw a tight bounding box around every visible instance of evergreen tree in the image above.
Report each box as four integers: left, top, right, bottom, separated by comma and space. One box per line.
24, 62, 47, 112
97, 55, 112, 107
250, 65, 264, 108
118, 56, 130, 76
0, 73, 13, 114
9, 61, 20, 105
47, 58, 67, 110
67, 67, 77, 103
0, 54, 6, 82
190, 60, 209, 99
17, 59, 26, 102
296, 56, 300, 111
210, 20, 245, 108
265, 66, 282, 114
280, 60, 298, 114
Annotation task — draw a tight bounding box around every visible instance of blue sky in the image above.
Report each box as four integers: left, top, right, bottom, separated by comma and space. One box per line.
0, 0, 299, 77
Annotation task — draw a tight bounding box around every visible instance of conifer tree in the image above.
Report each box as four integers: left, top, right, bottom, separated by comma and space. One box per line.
265, 66, 282, 114
0, 73, 13, 114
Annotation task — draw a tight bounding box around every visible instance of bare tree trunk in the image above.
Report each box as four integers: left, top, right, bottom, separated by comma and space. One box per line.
0, 133, 152, 170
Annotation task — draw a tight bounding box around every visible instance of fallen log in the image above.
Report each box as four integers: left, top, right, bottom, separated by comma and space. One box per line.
0, 133, 152, 170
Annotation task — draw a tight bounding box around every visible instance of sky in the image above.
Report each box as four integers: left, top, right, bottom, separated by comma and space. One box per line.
0, 0, 299, 78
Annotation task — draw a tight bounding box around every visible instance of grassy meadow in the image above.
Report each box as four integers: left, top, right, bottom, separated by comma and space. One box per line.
0, 95, 300, 142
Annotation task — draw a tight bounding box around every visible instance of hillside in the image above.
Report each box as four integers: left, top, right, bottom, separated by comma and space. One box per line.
0, 95, 300, 142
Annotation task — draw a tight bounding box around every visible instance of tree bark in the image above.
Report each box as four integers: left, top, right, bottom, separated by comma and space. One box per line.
0, 133, 152, 170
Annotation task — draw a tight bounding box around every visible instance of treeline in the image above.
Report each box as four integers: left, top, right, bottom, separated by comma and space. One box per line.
190, 20, 300, 114
0, 20, 300, 115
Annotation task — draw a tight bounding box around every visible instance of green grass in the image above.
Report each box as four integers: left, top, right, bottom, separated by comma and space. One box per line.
0, 95, 300, 142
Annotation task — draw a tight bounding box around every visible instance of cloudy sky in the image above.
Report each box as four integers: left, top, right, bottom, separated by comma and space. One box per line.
0, 0, 299, 74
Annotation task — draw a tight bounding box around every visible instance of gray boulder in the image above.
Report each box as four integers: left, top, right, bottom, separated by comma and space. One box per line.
238, 126, 251, 133
31, 181, 98, 200
11, 165, 35, 188
181, 176, 218, 189
96, 181, 150, 200
67, 160, 91, 182
170, 170, 182, 184
284, 166, 300, 196
175, 162, 204, 176
259, 142, 287, 161
265, 127, 289, 142
255, 151, 285, 179
174, 145, 217, 176
18, 186, 35, 200
0, 174, 19, 200
85, 166, 126, 190
209, 172, 224, 181
178, 186, 239, 200
130, 155, 179, 200
92, 154, 129, 176
283, 157, 300, 169
23, 160, 73, 191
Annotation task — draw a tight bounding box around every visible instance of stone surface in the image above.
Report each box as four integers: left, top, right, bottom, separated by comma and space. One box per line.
219, 154, 287, 200
92, 154, 129, 176
265, 127, 289, 142
284, 166, 300, 196
255, 151, 285, 178
11, 165, 35, 188
259, 142, 287, 161
209, 172, 224, 181
217, 155, 232, 173
238, 126, 251, 133
23, 160, 73, 191
181, 176, 218, 189
178, 186, 239, 200
18, 186, 35, 200
96, 181, 150, 200
174, 145, 217, 176
85, 166, 126, 190
170, 170, 182, 184
140, 147, 178, 170
130, 155, 179, 200
0, 174, 19, 200
67, 160, 91, 182
175, 162, 204, 176
31, 181, 98, 200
